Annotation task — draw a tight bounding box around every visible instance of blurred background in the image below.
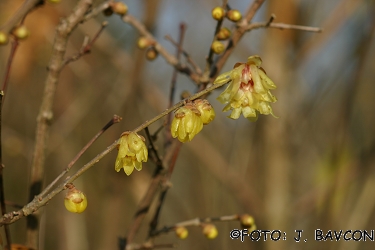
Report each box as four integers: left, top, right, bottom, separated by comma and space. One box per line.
0, 0, 375, 249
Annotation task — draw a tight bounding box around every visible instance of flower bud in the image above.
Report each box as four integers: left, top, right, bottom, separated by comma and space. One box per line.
111, 2, 128, 15
194, 99, 215, 125
0, 32, 8, 45
64, 186, 87, 213
240, 214, 255, 228
211, 41, 225, 54
202, 224, 218, 239
145, 47, 158, 61
171, 103, 203, 142
211, 6, 225, 21
226, 9, 242, 22
175, 226, 188, 239
217, 27, 231, 40
137, 36, 154, 49
12, 25, 29, 40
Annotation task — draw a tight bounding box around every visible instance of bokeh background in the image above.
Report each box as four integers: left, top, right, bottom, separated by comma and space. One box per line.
0, 0, 375, 249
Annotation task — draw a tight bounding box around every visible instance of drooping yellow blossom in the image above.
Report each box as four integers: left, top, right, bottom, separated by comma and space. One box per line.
115, 132, 148, 176
214, 55, 277, 121
171, 103, 203, 143
194, 99, 216, 125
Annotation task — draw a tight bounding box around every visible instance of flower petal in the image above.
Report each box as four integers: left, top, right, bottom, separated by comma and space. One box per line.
250, 64, 266, 94
259, 70, 276, 89
247, 55, 262, 66
213, 70, 231, 85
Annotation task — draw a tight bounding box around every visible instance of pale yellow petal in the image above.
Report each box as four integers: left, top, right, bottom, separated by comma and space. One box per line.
247, 55, 262, 66
259, 70, 276, 89
213, 70, 231, 85
134, 160, 142, 171
250, 64, 266, 94
229, 108, 241, 119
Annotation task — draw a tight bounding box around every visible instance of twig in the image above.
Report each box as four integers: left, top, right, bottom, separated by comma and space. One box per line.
144, 127, 163, 168
82, 1, 111, 22
39, 114, 122, 198
0, 92, 11, 250
0, 0, 44, 34
26, 0, 94, 248
128, 243, 176, 250
62, 21, 108, 66
148, 143, 182, 238
164, 35, 202, 75
246, 21, 323, 33
122, 14, 201, 84
1, 40, 19, 105
0, 76, 231, 227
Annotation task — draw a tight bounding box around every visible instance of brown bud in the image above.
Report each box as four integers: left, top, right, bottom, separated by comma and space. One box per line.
111, 2, 128, 15
217, 27, 231, 40
202, 224, 218, 239
145, 47, 158, 61
226, 9, 242, 22
0, 32, 9, 45
12, 25, 29, 40
175, 226, 188, 239
211, 41, 225, 54
211, 6, 225, 21
137, 36, 154, 49
240, 214, 255, 228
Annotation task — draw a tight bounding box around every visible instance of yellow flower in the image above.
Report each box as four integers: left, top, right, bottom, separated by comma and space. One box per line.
171, 103, 203, 142
214, 55, 277, 121
194, 99, 216, 125
115, 132, 148, 176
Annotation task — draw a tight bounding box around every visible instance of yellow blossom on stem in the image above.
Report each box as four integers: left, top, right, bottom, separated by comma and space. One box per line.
171, 103, 203, 143
115, 132, 148, 176
214, 55, 277, 121
64, 186, 87, 214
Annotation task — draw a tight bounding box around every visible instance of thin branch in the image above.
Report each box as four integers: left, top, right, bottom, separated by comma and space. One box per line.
148, 143, 182, 238
39, 115, 122, 198
246, 21, 323, 33
1, 40, 19, 104
0, 0, 44, 34
0, 77, 231, 227
122, 14, 201, 84
62, 21, 108, 66
164, 35, 202, 75
26, 0, 94, 248
0, 92, 11, 250
82, 1, 111, 22
144, 127, 163, 168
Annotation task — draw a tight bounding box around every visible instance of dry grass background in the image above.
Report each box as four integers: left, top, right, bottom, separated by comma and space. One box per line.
0, 0, 375, 249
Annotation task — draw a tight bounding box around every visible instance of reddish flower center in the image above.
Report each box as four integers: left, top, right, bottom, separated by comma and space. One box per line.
240, 64, 254, 91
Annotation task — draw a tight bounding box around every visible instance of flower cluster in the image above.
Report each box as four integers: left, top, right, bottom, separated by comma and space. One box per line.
214, 55, 277, 121
171, 99, 215, 143
115, 132, 148, 176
